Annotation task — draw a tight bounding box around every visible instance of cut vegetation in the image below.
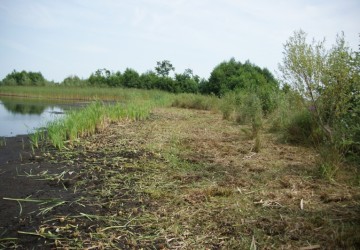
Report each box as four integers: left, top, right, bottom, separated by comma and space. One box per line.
1, 105, 359, 249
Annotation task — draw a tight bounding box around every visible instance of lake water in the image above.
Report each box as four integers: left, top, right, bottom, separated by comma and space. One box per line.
0, 97, 72, 137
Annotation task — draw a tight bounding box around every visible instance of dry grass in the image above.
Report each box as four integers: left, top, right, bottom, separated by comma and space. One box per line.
4, 107, 360, 249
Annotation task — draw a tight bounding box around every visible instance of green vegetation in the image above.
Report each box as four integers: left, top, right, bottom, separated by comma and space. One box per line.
0, 137, 5, 147
1, 30, 358, 171
279, 30, 360, 178
201, 58, 278, 96
1, 70, 48, 86
1, 30, 359, 249
28, 91, 173, 150
4, 107, 359, 249
1, 59, 274, 95
171, 93, 219, 110
0, 85, 169, 101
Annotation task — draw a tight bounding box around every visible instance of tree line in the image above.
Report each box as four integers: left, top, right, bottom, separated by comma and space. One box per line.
0, 59, 279, 95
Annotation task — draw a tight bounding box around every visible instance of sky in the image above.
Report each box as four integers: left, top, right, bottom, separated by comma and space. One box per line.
0, 0, 359, 82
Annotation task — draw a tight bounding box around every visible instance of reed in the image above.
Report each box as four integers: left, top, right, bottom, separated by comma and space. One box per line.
0, 85, 172, 102
44, 95, 171, 149
28, 129, 45, 148
0, 137, 6, 147
0, 86, 174, 149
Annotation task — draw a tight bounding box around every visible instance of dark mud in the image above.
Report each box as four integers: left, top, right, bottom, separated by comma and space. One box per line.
0, 136, 89, 249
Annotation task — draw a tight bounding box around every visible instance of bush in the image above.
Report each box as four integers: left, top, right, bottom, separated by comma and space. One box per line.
279, 30, 360, 166
220, 92, 237, 120
317, 145, 343, 180
171, 94, 219, 111
285, 110, 313, 144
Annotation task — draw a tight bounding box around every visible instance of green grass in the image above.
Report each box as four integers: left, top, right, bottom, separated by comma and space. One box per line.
13, 86, 221, 150
171, 93, 220, 111
8, 86, 175, 149
0, 85, 172, 101
36, 97, 173, 150
0, 137, 6, 147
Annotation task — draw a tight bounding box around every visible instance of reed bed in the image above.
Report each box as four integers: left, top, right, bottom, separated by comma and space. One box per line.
30, 99, 166, 150
21, 87, 174, 150
0, 85, 170, 102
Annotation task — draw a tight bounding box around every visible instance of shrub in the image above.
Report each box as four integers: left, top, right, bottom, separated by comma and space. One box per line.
285, 110, 313, 144
279, 30, 360, 167
171, 94, 219, 111
220, 92, 236, 120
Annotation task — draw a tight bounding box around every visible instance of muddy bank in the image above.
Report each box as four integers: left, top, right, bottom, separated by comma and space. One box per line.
0, 136, 88, 249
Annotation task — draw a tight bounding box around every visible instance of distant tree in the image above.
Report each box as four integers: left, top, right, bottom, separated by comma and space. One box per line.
108, 71, 124, 87
123, 68, 140, 88
155, 60, 175, 77
62, 75, 88, 86
201, 58, 279, 113
174, 68, 199, 93
27, 72, 46, 85
1, 70, 47, 86
204, 58, 241, 95
88, 68, 111, 86
139, 71, 160, 89
203, 58, 278, 96
154, 76, 177, 92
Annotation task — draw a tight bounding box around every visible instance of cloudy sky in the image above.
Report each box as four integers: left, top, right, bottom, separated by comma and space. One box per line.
0, 0, 359, 82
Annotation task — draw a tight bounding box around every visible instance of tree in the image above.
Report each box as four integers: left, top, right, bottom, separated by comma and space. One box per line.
1, 70, 47, 86
279, 30, 360, 153
174, 69, 199, 93
88, 68, 111, 86
155, 60, 175, 77
62, 75, 87, 86
201, 58, 278, 114
139, 71, 159, 89
109, 71, 123, 87
203, 58, 278, 97
122, 68, 140, 88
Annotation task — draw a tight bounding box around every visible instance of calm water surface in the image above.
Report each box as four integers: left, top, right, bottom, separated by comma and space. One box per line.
0, 97, 75, 137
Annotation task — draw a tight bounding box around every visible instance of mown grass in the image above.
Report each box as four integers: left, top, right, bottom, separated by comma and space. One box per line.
31, 108, 360, 248
2, 105, 360, 249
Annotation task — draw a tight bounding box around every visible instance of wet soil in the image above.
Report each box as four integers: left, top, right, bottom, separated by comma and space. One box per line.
0, 136, 90, 249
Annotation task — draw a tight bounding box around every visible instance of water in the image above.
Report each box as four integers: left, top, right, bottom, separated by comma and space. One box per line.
0, 97, 71, 137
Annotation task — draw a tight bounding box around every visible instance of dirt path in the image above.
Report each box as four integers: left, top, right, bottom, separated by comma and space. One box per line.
1, 107, 359, 249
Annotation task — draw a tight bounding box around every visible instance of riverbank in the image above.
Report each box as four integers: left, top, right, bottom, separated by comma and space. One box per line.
1, 107, 359, 249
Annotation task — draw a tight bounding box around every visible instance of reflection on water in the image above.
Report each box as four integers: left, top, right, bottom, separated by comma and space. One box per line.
0, 97, 69, 137
2, 101, 47, 115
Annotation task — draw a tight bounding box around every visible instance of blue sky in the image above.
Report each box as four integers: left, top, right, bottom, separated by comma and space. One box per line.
0, 0, 359, 82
